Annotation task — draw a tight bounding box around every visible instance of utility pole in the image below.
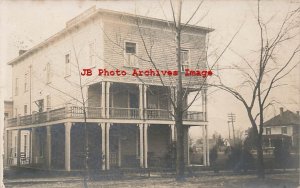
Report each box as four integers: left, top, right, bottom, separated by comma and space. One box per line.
228, 113, 236, 145
227, 121, 231, 141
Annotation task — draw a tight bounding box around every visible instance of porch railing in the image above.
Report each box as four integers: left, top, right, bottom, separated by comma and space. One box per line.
49, 107, 66, 121
183, 111, 204, 121
109, 107, 140, 119
6, 106, 204, 127
70, 106, 102, 119
145, 109, 171, 120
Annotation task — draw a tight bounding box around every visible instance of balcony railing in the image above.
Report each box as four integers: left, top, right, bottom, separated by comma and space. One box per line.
49, 107, 66, 121
6, 106, 204, 127
183, 111, 204, 121
109, 107, 139, 119
145, 109, 171, 120
69, 106, 102, 119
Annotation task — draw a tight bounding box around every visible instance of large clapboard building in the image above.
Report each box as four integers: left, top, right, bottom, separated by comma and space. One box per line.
5, 7, 212, 171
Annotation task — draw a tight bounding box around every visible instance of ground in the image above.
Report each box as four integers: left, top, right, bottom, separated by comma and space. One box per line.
4, 170, 299, 188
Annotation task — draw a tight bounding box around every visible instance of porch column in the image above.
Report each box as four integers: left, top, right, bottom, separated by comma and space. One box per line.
171, 87, 176, 120
202, 89, 207, 121
139, 124, 144, 167
64, 122, 72, 171
202, 126, 207, 166
144, 124, 148, 168
106, 123, 110, 170
30, 128, 36, 164
106, 82, 111, 118
206, 125, 210, 166
187, 126, 190, 166
170, 124, 176, 142
139, 85, 143, 119
204, 125, 210, 166
5, 130, 9, 166
28, 130, 31, 165
100, 123, 106, 170
101, 82, 106, 118
17, 129, 21, 166
143, 85, 147, 119
46, 126, 51, 169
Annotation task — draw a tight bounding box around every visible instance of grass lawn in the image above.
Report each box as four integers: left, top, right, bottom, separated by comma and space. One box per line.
4, 171, 299, 188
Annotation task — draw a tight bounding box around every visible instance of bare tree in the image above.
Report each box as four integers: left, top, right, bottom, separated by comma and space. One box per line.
213, 0, 300, 178
99, 0, 240, 180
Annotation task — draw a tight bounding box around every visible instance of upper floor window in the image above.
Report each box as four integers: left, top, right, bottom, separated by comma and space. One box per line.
266, 127, 271, 135
180, 49, 189, 72
124, 42, 138, 67
281, 127, 287, 134
35, 99, 44, 112
65, 54, 71, 77
46, 63, 51, 84
89, 42, 95, 66
15, 78, 19, 96
24, 73, 28, 92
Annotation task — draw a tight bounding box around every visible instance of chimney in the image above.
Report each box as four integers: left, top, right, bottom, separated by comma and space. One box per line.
280, 107, 284, 116
19, 50, 27, 56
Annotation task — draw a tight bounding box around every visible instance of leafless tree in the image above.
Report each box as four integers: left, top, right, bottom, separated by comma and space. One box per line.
99, 0, 240, 180
213, 0, 300, 178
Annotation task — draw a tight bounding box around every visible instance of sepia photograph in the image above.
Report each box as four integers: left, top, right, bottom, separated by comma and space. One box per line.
0, 0, 299, 187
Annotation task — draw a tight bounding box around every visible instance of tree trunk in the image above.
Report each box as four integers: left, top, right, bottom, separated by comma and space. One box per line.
256, 135, 265, 179
175, 113, 185, 181
174, 0, 184, 181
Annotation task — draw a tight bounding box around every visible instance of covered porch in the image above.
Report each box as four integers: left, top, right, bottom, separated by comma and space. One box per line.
6, 122, 209, 171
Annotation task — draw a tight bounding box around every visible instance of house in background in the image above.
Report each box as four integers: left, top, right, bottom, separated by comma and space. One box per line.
5, 7, 212, 171
263, 107, 300, 151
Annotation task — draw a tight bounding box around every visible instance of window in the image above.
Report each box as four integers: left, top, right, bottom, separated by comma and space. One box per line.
281, 127, 287, 134
15, 78, 19, 96
89, 42, 95, 66
180, 50, 189, 72
24, 73, 28, 92
35, 99, 44, 112
46, 95, 51, 110
266, 127, 271, 135
4, 112, 9, 118
46, 63, 51, 83
65, 54, 71, 77
24, 105, 28, 115
124, 42, 138, 67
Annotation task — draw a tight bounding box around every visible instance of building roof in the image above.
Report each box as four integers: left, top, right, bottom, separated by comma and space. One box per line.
7, 7, 214, 66
264, 110, 300, 127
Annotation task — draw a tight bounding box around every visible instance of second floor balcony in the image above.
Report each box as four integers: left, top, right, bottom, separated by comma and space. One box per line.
6, 105, 205, 128
7, 82, 207, 128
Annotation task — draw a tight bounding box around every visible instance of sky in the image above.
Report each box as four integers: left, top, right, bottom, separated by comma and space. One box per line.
0, 0, 299, 140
